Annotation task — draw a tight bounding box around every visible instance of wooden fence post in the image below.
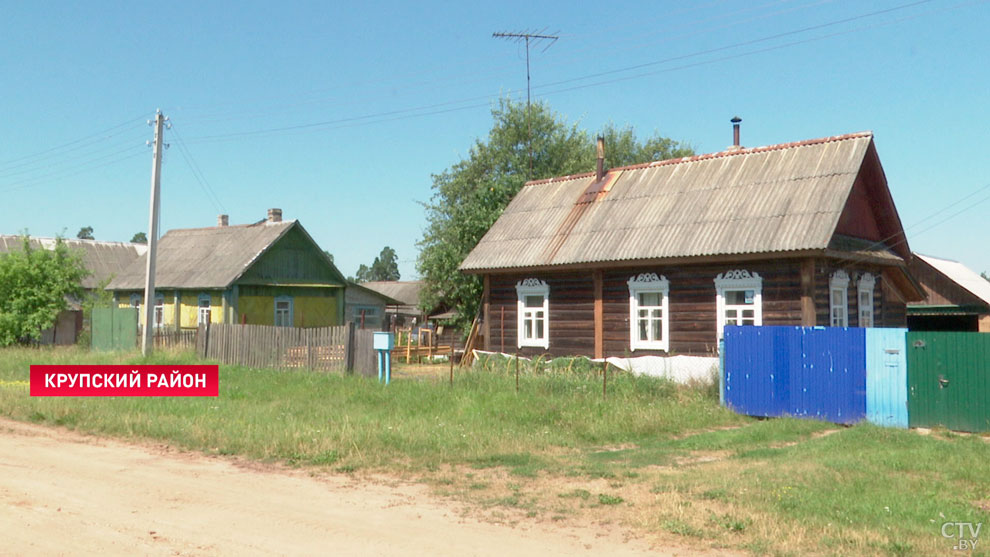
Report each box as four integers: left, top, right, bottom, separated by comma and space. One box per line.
345, 321, 356, 373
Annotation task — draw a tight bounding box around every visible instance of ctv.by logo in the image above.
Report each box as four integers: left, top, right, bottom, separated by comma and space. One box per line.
942, 522, 982, 550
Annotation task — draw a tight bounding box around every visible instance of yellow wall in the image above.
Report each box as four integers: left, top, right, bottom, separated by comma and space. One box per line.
294, 296, 337, 327
178, 292, 224, 328
116, 289, 342, 328
237, 294, 338, 327
239, 295, 273, 326
117, 290, 223, 329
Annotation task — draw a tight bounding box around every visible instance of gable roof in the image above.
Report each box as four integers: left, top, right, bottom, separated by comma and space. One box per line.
346, 281, 404, 306
107, 220, 344, 290
461, 132, 908, 272
360, 280, 423, 306
913, 254, 990, 308
0, 236, 145, 289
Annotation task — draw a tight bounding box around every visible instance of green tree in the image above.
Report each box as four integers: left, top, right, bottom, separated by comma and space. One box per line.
416, 98, 693, 333
130, 232, 147, 244
76, 226, 94, 240
355, 246, 401, 282
0, 236, 88, 345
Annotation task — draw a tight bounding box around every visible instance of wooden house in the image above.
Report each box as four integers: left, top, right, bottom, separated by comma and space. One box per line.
460, 131, 924, 357
107, 209, 346, 330
360, 280, 427, 328
345, 281, 403, 330
907, 253, 990, 332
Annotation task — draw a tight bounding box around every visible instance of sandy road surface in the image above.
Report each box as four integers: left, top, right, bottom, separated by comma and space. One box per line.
0, 418, 706, 556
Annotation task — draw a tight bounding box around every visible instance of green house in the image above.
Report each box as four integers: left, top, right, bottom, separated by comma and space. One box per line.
107, 209, 346, 330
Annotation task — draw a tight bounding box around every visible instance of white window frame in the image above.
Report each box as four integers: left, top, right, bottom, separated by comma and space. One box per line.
714, 270, 763, 339
197, 294, 212, 326
830, 270, 850, 327
515, 279, 549, 349
153, 293, 165, 329
129, 293, 141, 308
628, 273, 670, 352
274, 296, 293, 327
858, 272, 875, 328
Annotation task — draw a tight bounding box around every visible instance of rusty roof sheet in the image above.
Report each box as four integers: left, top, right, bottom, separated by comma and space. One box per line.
107, 220, 304, 290
0, 236, 145, 289
461, 132, 876, 271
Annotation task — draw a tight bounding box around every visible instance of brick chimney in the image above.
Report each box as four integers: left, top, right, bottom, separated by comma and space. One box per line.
267, 208, 282, 223
217, 214, 228, 227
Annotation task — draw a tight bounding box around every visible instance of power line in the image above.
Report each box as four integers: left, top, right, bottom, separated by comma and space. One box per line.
0, 113, 149, 172
168, 123, 226, 214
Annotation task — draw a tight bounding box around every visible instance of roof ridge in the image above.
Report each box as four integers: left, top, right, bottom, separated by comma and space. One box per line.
523, 131, 874, 187
167, 219, 297, 233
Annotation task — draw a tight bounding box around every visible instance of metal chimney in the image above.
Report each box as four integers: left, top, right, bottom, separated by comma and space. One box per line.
731, 116, 742, 149
596, 135, 605, 181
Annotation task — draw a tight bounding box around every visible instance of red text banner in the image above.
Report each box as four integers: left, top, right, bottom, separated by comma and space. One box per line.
30, 365, 219, 397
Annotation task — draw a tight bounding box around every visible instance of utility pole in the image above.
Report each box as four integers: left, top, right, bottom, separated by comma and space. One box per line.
142, 110, 167, 356
492, 30, 558, 179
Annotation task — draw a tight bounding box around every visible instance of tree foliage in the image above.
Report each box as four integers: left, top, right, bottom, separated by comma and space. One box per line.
416, 98, 694, 333
77, 226, 94, 240
0, 236, 88, 345
130, 232, 147, 244
355, 246, 401, 282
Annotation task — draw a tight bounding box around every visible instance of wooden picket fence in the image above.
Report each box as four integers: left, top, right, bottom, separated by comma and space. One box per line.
197, 323, 373, 375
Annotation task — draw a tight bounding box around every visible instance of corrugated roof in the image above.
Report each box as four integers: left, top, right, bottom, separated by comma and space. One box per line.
461, 132, 877, 271
346, 281, 404, 306
107, 220, 302, 290
360, 280, 423, 306
915, 254, 990, 307
0, 236, 145, 289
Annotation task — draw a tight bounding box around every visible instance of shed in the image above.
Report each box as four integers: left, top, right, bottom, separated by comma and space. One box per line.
907, 254, 990, 332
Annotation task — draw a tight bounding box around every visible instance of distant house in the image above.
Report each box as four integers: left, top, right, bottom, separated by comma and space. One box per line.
107, 209, 346, 330
460, 131, 924, 357
0, 235, 145, 344
344, 281, 402, 330
907, 254, 990, 332
360, 280, 427, 328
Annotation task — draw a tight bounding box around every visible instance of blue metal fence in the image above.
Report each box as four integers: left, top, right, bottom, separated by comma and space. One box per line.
865, 328, 909, 428
723, 326, 867, 424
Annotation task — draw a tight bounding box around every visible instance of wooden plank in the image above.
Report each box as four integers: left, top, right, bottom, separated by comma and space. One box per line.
482, 274, 491, 351
801, 258, 816, 326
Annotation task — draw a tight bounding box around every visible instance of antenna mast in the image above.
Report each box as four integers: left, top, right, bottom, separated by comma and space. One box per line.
492, 30, 559, 179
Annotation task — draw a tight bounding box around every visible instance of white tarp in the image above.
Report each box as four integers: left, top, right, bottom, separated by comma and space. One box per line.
472, 350, 718, 385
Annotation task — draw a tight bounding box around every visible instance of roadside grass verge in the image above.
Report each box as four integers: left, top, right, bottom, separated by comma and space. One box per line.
2, 346, 988, 555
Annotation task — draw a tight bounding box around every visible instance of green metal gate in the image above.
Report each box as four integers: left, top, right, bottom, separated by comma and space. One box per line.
92, 307, 138, 351
907, 332, 990, 432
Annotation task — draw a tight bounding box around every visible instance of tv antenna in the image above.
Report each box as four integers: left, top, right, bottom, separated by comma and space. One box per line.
493, 30, 559, 178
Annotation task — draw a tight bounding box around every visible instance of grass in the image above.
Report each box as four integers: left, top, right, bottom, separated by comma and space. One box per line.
2, 345, 989, 555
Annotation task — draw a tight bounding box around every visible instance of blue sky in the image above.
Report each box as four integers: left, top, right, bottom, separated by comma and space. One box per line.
2, 0, 988, 279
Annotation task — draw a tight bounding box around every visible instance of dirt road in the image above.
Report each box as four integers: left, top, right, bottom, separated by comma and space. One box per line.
0, 418, 697, 556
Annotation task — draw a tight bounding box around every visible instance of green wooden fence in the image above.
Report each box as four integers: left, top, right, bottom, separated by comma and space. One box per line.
907, 331, 990, 432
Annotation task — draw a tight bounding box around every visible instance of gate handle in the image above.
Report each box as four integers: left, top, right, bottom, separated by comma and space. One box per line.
938, 375, 950, 388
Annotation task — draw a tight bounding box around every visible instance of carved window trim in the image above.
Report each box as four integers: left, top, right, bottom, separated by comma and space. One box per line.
515, 279, 549, 349
627, 273, 670, 352
714, 270, 763, 339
